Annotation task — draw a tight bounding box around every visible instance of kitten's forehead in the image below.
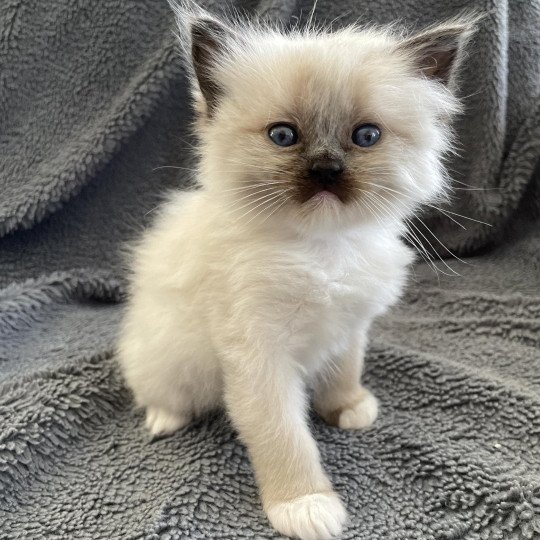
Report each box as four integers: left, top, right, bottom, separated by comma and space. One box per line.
223, 32, 405, 129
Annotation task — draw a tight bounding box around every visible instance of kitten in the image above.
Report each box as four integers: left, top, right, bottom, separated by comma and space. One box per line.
118, 6, 473, 540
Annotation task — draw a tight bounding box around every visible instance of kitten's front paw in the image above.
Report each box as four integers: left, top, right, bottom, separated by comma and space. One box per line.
145, 407, 188, 437
337, 388, 378, 430
266, 492, 347, 540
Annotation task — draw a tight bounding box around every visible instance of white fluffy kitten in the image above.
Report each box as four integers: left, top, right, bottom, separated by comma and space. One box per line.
119, 7, 472, 540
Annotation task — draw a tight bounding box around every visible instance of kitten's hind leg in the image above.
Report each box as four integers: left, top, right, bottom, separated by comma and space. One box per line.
119, 317, 222, 437
145, 406, 190, 437
127, 355, 221, 437
314, 327, 378, 430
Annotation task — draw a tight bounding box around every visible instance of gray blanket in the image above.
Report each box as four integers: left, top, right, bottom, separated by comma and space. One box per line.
1, 0, 539, 538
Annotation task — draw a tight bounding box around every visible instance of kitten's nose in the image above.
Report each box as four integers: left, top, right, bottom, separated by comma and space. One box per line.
308, 159, 345, 185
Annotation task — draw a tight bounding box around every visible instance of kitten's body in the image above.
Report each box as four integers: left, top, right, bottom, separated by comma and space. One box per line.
119, 8, 473, 540
122, 190, 411, 419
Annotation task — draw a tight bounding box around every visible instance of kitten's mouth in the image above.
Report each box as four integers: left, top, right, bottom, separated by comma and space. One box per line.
297, 171, 353, 205
295, 171, 353, 206
301, 185, 345, 205
310, 189, 340, 203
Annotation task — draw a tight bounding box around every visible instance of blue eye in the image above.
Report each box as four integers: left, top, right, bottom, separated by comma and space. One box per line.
352, 124, 381, 147
268, 124, 298, 147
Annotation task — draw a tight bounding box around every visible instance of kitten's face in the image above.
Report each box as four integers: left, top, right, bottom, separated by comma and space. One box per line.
190, 20, 467, 234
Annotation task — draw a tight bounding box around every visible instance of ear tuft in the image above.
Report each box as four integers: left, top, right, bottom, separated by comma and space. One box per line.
399, 17, 478, 85
190, 17, 231, 115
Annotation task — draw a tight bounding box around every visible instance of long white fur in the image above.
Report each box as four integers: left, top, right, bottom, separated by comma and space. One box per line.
118, 7, 472, 540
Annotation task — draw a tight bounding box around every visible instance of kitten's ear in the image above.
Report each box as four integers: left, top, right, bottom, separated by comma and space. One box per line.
190, 16, 233, 115
399, 19, 477, 85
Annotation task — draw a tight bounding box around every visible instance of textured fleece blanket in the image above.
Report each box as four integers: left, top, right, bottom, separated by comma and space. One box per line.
1, 0, 539, 538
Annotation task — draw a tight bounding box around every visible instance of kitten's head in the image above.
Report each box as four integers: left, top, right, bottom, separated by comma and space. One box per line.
178, 9, 475, 235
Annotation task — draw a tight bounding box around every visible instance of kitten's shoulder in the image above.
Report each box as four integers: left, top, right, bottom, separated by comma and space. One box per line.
130, 188, 212, 277
155, 187, 206, 225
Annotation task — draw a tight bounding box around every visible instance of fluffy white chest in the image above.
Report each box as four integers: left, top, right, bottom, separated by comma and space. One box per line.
270, 236, 411, 370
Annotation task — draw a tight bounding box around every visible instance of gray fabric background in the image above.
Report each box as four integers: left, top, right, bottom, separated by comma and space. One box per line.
0, 0, 539, 538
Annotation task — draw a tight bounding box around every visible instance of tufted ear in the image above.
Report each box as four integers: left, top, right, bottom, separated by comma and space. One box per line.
190, 17, 233, 115
399, 19, 477, 85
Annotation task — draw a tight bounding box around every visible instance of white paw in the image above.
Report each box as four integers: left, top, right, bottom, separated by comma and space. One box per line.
338, 389, 378, 430
266, 492, 347, 540
145, 407, 188, 436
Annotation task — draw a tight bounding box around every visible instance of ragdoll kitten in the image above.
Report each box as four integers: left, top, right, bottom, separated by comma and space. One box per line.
118, 7, 473, 540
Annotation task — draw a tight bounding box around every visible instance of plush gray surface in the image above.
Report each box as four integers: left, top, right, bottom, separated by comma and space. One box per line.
0, 0, 539, 538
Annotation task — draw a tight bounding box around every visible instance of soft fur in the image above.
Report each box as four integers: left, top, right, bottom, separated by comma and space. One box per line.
118, 6, 473, 540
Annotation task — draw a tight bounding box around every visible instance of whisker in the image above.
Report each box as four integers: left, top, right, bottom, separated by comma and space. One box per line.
358, 192, 441, 274
237, 193, 283, 223
228, 190, 283, 214
361, 192, 444, 276
368, 192, 463, 276
225, 186, 282, 207
356, 194, 418, 262
152, 165, 197, 172
451, 186, 502, 192
171, 134, 198, 150
364, 191, 456, 276
144, 205, 161, 218
257, 194, 291, 226
432, 207, 492, 227
223, 181, 284, 193
448, 176, 501, 191
365, 181, 492, 228
367, 182, 467, 230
